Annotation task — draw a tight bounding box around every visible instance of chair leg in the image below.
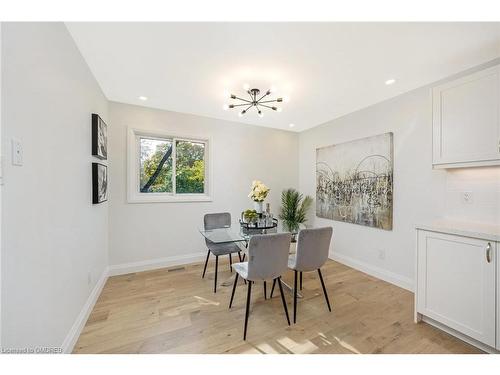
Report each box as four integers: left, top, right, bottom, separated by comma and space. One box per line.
293, 270, 298, 324
300, 271, 303, 290
229, 253, 232, 272
243, 281, 252, 340
277, 277, 291, 325
270, 279, 276, 298
229, 273, 239, 308
202, 251, 210, 278
240, 253, 247, 284
318, 268, 331, 312
214, 255, 219, 293
238, 251, 242, 262
263, 281, 267, 300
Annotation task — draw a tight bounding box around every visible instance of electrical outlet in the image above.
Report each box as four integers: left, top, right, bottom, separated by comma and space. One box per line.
11, 138, 23, 166
462, 191, 474, 204
378, 249, 386, 260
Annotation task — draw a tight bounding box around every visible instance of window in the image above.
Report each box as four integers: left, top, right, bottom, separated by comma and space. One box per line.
128, 128, 211, 203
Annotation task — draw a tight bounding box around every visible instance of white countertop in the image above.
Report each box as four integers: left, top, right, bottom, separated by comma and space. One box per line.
416, 219, 500, 242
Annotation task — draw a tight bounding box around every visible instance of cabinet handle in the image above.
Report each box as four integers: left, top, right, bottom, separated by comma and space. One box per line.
486, 243, 492, 263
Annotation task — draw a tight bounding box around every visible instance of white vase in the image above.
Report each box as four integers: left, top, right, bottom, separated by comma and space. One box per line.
254, 201, 263, 213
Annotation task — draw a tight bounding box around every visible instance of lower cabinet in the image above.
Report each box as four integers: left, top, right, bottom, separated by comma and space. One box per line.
498, 245, 500, 351
416, 230, 497, 348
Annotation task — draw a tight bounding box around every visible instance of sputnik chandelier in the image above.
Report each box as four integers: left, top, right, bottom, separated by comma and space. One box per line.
223, 84, 287, 118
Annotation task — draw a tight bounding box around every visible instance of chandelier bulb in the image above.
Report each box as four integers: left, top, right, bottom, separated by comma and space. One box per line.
222, 104, 229, 111
277, 107, 282, 113
258, 110, 263, 118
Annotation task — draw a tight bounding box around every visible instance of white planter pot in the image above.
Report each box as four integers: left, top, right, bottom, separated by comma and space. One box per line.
253, 201, 264, 213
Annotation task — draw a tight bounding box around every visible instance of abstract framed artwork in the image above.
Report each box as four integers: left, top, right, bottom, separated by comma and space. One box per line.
92, 163, 108, 204
91, 113, 107, 160
316, 132, 393, 230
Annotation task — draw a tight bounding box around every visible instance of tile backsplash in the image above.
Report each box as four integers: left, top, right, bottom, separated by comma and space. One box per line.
444, 166, 500, 224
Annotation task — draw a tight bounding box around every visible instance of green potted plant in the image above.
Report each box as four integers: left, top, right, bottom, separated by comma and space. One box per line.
243, 209, 259, 225
279, 188, 313, 235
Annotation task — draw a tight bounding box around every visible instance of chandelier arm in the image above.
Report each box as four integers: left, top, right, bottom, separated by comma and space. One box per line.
231, 103, 252, 107
241, 104, 253, 114
258, 103, 276, 110
256, 92, 270, 102
257, 99, 279, 104
234, 96, 252, 103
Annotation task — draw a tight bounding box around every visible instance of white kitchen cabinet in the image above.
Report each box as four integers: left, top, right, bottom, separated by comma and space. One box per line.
432, 64, 500, 168
498, 243, 500, 351
416, 229, 496, 348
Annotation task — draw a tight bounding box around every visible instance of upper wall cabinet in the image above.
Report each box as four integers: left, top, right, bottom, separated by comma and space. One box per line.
432, 64, 500, 168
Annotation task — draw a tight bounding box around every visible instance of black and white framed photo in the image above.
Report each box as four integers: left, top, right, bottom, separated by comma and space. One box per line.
92, 163, 108, 204
92, 113, 107, 160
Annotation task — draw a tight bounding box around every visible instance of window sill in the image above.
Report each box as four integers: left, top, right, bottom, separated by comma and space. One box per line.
127, 194, 213, 204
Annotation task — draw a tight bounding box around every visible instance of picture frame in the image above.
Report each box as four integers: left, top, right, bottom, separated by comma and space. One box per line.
92, 163, 108, 204
91, 113, 107, 160
316, 132, 394, 230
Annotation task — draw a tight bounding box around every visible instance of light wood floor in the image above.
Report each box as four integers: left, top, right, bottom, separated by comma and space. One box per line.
73, 258, 481, 354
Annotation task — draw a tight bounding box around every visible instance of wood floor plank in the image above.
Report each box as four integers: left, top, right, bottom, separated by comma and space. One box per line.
73, 259, 482, 354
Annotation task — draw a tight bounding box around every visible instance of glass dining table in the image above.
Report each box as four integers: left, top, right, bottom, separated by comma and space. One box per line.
198, 224, 302, 297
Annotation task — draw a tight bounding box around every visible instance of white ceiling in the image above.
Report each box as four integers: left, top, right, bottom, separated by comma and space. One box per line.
66, 22, 500, 132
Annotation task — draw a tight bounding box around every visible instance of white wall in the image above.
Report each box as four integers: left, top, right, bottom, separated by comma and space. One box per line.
444, 167, 500, 224
299, 60, 500, 290
0, 22, 3, 348
108, 102, 298, 270
1, 23, 108, 350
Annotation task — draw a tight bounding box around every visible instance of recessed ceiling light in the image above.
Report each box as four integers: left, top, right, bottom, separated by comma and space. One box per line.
289, 123, 295, 128
385, 79, 396, 86
138, 96, 148, 101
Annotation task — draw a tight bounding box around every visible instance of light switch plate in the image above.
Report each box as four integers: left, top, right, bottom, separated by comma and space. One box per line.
11, 138, 23, 166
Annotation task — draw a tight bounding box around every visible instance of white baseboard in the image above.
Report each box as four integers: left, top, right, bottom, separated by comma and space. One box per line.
108, 251, 207, 276
60, 252, 207, 354
330, 251, 414, 292
61, 266, 109, 354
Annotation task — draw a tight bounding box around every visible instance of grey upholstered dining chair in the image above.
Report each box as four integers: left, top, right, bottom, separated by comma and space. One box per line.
229, 232, 292, 340
271, 226, 333, 324
202, 213, 244, 293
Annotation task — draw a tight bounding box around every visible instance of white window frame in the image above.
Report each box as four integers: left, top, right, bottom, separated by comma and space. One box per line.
127, 127, 212, 203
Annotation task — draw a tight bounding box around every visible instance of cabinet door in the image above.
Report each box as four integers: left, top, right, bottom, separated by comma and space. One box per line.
417, 231, 496, 347
497, 240, 500, 350
433, 65, 500, 167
